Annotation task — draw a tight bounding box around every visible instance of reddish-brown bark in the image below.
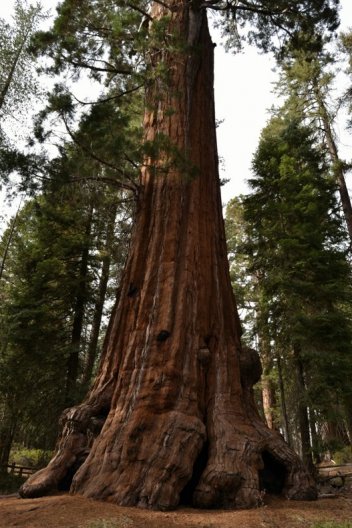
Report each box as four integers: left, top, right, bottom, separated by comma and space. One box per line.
20, 1, 316, 509
262, 376, 277, 431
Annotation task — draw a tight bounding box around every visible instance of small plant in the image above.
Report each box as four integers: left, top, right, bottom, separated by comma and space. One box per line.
9, 447, 53, 468
84, 521, 116, 528
84, 516, 134, 528
311, 522, 352, 528
333, 446, 352, 465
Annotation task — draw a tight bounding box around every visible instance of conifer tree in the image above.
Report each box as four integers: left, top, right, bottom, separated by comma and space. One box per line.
243, 114, 352, 465
225, 198, 292, 443
0, 0, 44, 116
275, 35, 352, 243
0, 181, 131, 464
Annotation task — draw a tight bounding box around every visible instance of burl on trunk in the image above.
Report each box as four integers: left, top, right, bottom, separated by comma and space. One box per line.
20, 1, 316, 509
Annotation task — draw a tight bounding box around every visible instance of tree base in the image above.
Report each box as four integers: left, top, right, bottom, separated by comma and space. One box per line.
19, 364, 317, 509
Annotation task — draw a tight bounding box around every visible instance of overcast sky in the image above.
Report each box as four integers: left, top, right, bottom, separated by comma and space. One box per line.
1, 0, 352, 209
214, 0, 352, 203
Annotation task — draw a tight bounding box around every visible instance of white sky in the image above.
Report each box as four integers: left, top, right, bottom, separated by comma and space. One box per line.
214, 42, 277, 202
1, 0, 352, 210
214, 0, 352, 203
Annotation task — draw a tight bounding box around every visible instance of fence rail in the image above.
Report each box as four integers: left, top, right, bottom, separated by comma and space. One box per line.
318, 463, 352, 474
2, 462, 352, 480
317, 463, 352, 484
2, 463, 37, 477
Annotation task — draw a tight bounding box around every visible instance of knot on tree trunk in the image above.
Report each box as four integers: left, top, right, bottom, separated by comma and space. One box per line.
240, 346, 263, 388
198, 347, 211, 366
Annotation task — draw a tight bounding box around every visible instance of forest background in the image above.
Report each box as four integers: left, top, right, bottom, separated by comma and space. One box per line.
0, 0, 352, 495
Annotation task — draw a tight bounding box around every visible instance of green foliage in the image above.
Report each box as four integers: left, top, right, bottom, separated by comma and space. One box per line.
225, 108, 352, 450
0, 199, 82, 447
0, 0, 46, 117
215, 0, 339, 55
311, 523, 352, 528
0, 1, 49, 191
340, 30, 352, 128
273, 31, 352, 251
30, 0, 147, 83
332, 446, 352, 464
0, 174, 132, 455
10, 446, 52, 468
274, 32, 337, 144
0, 0, 142, 459
245, 115, 352, 405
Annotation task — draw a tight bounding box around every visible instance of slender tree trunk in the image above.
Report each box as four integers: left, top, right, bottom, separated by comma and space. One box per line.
344, 399, 352, 444
308, 408, 321, 464
313, 83, 352, 243
258, 330, 277, 431
0, 28, 30, 111
321, 413, 351, 449
81, 205, 117, 390
262, 376, 277, 430
276, 353, 292, 446
0, 409, 17, 471
65, 205, 93, 405
293, 345, 313, 472
20, 2, 316, 509
0, 198, 23, 282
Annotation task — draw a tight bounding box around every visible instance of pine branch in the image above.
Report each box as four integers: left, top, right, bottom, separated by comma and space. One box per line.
61, 115, 139, 194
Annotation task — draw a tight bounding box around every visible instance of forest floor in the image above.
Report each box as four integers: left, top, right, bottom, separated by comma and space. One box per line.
0, 491, 351, 528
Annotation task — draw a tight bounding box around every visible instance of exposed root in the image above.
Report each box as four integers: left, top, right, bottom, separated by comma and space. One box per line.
19, 397, 111, 499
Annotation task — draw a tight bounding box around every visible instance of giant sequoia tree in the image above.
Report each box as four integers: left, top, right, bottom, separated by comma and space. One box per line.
20, 0, 340, 510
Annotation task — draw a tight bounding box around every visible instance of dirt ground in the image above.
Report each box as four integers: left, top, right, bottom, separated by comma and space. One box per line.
0, 492, 351, 528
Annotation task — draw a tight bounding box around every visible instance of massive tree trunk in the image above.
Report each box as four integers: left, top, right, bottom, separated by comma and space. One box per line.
20, 2, 316, 509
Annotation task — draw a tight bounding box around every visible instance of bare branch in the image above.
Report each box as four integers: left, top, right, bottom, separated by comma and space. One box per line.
71, 84, 144, 106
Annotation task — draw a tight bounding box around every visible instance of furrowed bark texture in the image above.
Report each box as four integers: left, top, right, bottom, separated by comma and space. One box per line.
20, 2, 316, 509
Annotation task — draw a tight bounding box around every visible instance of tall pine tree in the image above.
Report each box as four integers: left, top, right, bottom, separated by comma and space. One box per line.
243, 114, 352, 465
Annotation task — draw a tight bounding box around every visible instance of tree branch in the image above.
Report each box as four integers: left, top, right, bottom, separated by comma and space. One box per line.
61, 115, 139, 194
71, 84, 144, 106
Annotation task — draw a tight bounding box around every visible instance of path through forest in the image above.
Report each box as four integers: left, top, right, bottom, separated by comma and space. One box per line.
0, 493, 351, 527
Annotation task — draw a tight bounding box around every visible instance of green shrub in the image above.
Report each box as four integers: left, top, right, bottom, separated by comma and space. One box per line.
9, 447, 52, 468
84, 522, 117, 528
333, 446, 352, 465
311, 522, 352, 528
